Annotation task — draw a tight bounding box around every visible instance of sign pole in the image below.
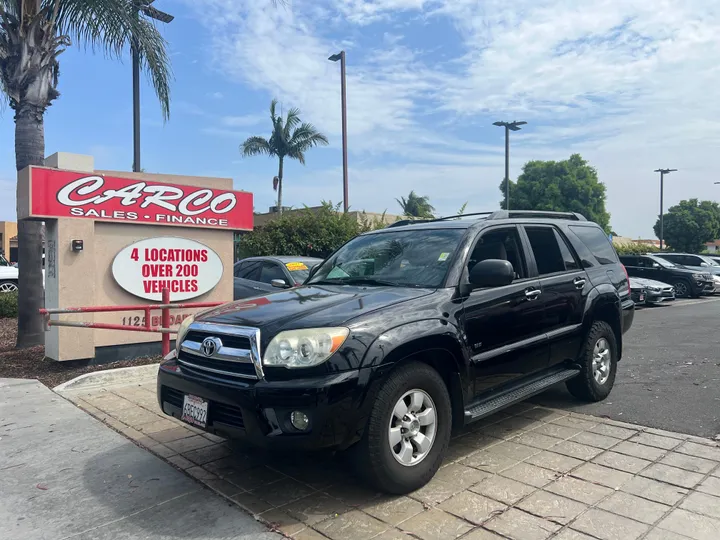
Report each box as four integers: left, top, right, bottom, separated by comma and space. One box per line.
162, 288, 170, 356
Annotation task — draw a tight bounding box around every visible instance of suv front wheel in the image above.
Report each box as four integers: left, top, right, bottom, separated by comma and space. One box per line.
567, 320, 618, 402
353, 362, 451, 494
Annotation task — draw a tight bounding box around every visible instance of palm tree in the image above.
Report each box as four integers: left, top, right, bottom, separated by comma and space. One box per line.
241, 99, 329, 215
0, 0, 172, 348
396, 191, 435, 218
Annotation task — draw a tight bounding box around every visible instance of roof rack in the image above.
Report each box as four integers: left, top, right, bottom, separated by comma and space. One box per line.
487, 210, 587, 221
386, 212, 494, 228
385, 210, 587, 229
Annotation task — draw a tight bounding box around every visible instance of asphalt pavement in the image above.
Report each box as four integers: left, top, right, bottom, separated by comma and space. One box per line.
0, 378, 280, 540
533, 296, 720, 439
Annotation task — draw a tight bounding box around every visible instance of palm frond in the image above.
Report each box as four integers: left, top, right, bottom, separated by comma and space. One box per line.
52, 0, 172, 118
270, 98, 278, 123
282, 107, 300, 139
241, 135, 273, 158
289, 122, 329, 150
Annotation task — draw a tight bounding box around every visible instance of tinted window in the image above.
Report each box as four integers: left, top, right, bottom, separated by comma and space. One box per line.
554, 230, 580, 271
308, 228, 465, 288
259, 262, 287, 284
235, 261, 262, 280
684, 255, 704, 266
525, 227, 566, 275
569, 226, 618, 265
469, 227, 527, 279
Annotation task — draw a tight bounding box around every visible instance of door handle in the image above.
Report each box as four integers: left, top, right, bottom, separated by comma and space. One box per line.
252, 286, 262, 291
524, 288, 541, 301
573, 277, 586, 289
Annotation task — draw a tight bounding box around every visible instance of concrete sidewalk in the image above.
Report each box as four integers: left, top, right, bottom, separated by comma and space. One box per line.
60, 376, 720, 540
0, 378, 280, 540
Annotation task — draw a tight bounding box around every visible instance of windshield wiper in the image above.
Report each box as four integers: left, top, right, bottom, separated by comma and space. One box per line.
311, 276, 403, 287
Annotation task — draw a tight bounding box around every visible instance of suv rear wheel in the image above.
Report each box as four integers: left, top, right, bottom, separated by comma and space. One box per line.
353, 361, 451, 494
567, 321, 618, 402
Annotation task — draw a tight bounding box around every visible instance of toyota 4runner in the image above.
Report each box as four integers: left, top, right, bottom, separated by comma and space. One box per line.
157, 210, 635, 494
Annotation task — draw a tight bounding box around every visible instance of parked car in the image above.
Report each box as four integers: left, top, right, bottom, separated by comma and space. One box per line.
654, 253, 720, 293
707, 255, 720, 266
0, 253, 18, 292
619, 254, 714, 298
629, 277, 675, 304
629, 278, 647, 306
158, 210, 634, 494
233, 256, 323, 300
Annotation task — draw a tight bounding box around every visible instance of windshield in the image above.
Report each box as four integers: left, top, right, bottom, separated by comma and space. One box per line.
308, 228, 466, 288
0, 254, 9, 266
647, 255, 676, 268
284, 261, 316, 284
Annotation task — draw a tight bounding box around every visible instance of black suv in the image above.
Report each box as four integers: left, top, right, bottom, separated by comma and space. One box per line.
158, 210, 634, 494
619, 254, 715, 298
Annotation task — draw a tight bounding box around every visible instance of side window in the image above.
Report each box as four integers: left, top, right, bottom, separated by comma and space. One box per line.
554, 230, 580, 271
568, 225, 618, 265
639, 257, 658, 268
619, 256, 637, 267
525, 227, 567, 275
236, 261, 261, 280
233, 262, 246, 278
685, 255, 702, 266
258, 262, 287, 284
468, 227, 527, 280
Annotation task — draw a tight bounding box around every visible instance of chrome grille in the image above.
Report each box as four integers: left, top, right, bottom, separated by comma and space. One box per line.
177, 322, 264, 381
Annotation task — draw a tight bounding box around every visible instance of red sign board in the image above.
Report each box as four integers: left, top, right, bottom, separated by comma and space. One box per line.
29, 168, 253, 230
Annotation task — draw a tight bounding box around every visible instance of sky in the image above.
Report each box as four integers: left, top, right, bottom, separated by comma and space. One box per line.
2, 0, 720, 239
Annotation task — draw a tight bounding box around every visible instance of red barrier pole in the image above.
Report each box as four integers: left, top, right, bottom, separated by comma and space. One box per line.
161, 288, 170, 357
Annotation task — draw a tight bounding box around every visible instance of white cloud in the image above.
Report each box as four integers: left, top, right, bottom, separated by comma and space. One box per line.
207, 91, 224, 99
220, 113, 266, 127
186, 0, 720, 238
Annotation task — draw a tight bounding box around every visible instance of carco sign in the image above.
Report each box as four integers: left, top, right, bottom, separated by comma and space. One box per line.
29, 168, 253, 230
112, 237, 224, 301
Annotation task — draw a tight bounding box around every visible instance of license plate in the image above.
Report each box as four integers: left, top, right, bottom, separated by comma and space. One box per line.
181, 394, 208, 428
639, 294, 645, 302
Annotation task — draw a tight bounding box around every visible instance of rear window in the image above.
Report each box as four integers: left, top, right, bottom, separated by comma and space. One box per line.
569, 226, 618, 265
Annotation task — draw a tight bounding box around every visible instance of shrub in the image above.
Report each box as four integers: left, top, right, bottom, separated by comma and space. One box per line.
237, 202, 388, 260
614, 242, 660, 255
0, 291, 18, 318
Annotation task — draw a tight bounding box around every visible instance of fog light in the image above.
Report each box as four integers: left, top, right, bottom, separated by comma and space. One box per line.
290, 411, 309, 431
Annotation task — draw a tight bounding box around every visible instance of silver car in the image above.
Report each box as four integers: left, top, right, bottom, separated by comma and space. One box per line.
629, 277, 675, 304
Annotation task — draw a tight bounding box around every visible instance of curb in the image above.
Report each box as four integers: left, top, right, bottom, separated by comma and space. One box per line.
53, 363, 159, 393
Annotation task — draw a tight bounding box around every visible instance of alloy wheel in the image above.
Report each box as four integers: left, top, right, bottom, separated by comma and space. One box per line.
388, 389, 437, 467
592, 338, 612, 385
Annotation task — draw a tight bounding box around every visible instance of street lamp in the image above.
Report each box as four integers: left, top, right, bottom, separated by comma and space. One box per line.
493, 120, 527, 211
132, 1, 174, 173
329, 51, 349, 213
654, 168, 677, 250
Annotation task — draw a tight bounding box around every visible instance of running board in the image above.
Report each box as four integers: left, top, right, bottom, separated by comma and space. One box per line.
464, 367, 580, 422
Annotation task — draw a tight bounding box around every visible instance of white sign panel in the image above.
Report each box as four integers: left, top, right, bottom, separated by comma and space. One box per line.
112, 237, 223, 301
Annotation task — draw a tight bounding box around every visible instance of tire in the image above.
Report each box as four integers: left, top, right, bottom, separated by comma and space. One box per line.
0, 280, 18, 293
352, 362, 452, 494
672, 280, 692, 298
566, 321, 618, 402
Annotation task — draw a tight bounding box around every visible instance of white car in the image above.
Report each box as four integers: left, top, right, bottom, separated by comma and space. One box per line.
0, 253, 19, 292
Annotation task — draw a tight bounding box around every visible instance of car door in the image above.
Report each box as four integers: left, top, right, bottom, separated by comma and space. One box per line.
233, 260, 263, 299
256, 261, 290, 292
522, 225, 587, 367
460, 226, 548, 396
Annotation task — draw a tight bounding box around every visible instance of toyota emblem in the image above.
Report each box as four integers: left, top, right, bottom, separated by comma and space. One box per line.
201, 337, 222, 357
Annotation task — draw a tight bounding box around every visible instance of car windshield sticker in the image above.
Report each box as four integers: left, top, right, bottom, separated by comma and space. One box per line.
438, 252, 450, 262
286, 262, 309, 272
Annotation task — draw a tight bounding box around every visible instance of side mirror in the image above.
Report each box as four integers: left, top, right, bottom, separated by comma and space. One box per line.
469, 259, 515, 288
652, 263, 660, 268
700, 262, 709, 267
271, 279, 290, 289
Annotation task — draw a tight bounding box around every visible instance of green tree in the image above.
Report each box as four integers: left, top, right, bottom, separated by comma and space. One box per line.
500, 154, 611, 232
654, 199, 720, 253
241, 99, 329, 216
1, 0, 172, 348
396, 191, 435, 218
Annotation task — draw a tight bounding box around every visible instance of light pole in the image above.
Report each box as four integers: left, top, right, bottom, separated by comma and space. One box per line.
132, 1, 174, 172
329, 51, 349, 213
654, 168, 677, 250
493, 120, 527, 211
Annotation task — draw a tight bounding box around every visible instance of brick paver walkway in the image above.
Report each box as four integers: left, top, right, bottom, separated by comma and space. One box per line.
61, 380, 720, 540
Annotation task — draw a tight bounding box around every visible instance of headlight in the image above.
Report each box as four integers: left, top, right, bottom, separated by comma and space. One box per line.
175, 314, 195, 352
692, 273, 704, 280
264, 327, 349, 368
650, 286, 661, 292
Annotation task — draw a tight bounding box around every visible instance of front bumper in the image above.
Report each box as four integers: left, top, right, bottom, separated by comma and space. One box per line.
645, 289, 675, 304
157, 359, 374, 451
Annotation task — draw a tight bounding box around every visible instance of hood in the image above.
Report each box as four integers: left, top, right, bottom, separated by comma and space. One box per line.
630, 277, 672, 288
198, 284, 434, 336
